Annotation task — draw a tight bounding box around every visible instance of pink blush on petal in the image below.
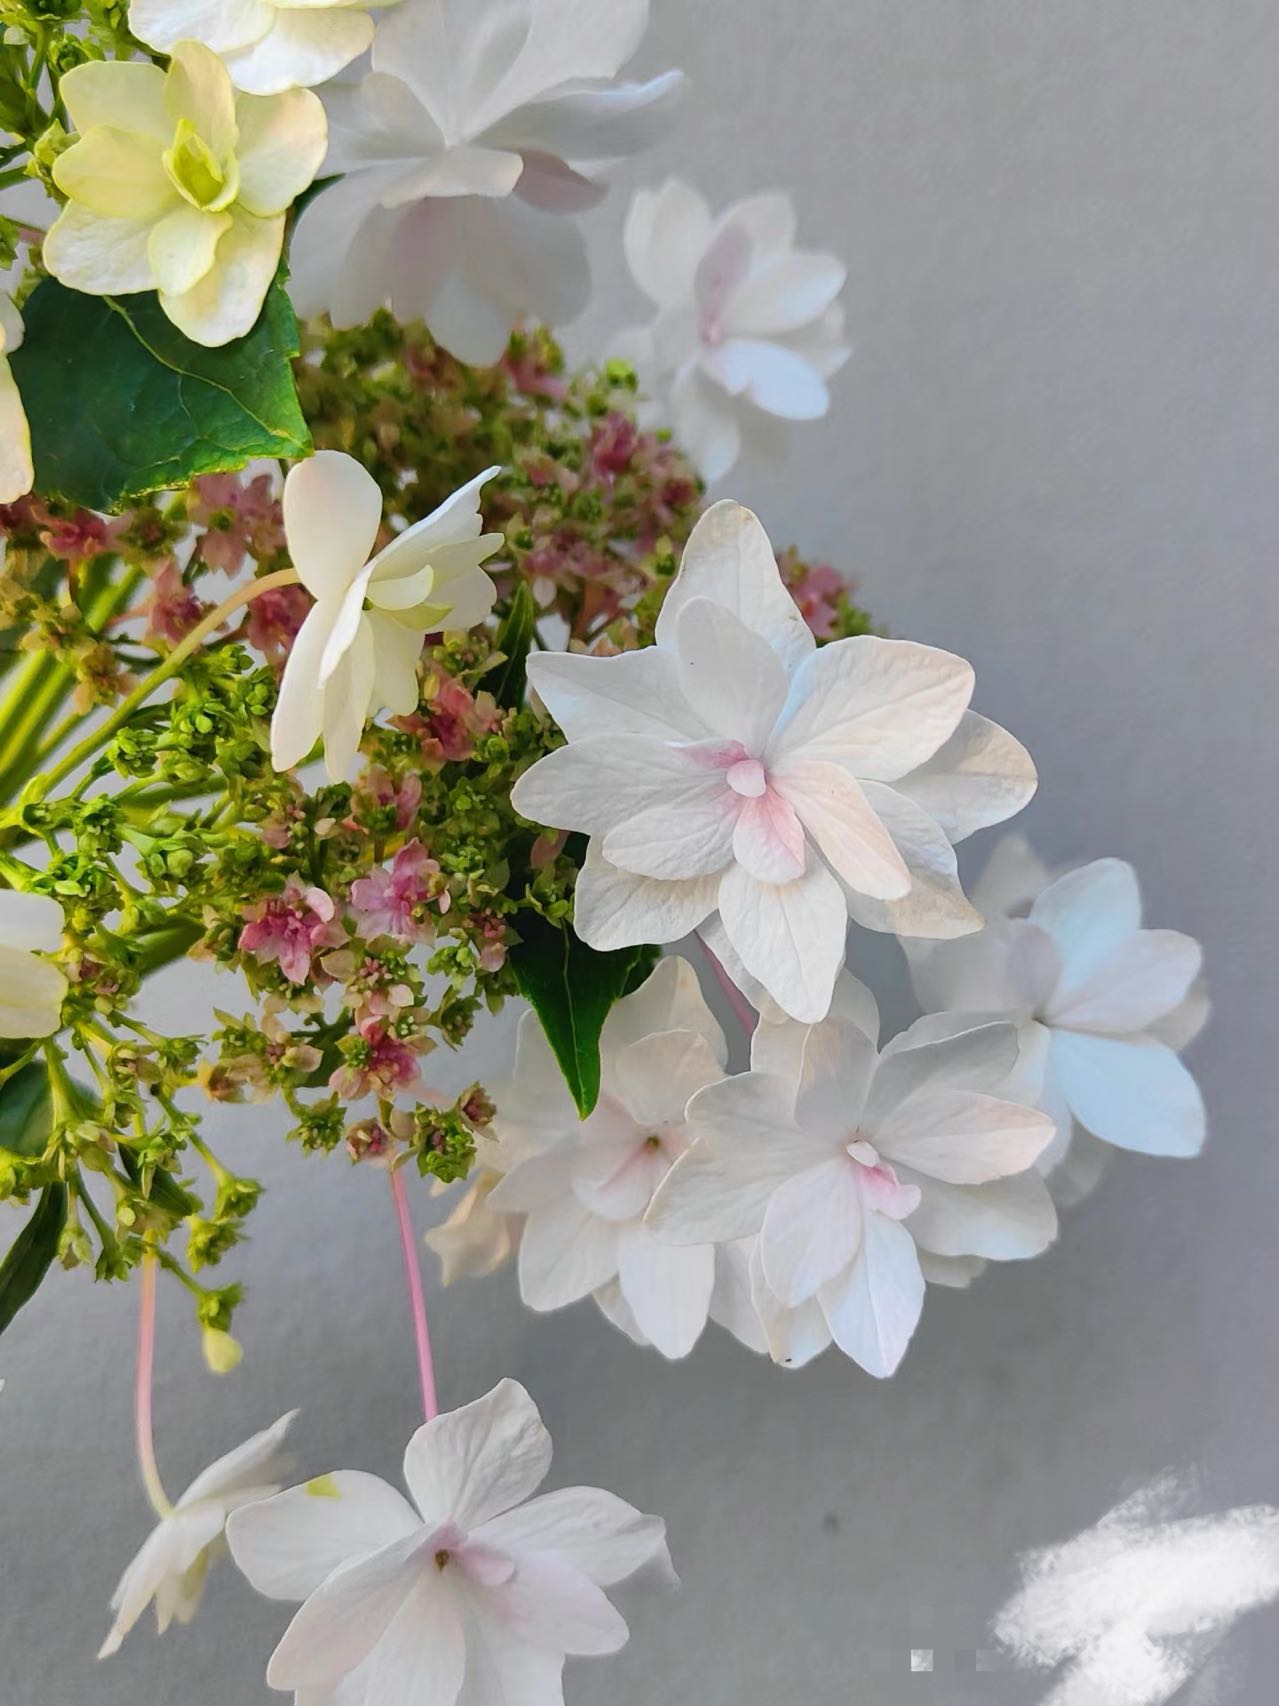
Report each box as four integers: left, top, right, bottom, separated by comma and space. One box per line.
733, 786, 808, 883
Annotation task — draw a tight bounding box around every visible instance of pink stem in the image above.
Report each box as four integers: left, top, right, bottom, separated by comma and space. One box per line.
390, 1167, 439, 1423
702, 939, 758, 1037
135, 1253, 173, 1516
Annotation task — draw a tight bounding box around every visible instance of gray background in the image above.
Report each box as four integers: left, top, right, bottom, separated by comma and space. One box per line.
4, 1, 1278, 1700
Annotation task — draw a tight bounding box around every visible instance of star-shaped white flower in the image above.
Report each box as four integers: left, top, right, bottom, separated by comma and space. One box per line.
647, 1003, 1057, 1377
614, 179, 850, 480
0, 891, 66, 1038
484, 957, 732, 1360
100, 1411, 295, 1659
290, 0, 684, 363
0, 290, 32, 504
271, 451, 502, 782
511, 499, 1036, 1022
227, 1380, 673, 1705
130, 0, 396, 97
906, 838, 1208, 1167
45, 42, 326, 346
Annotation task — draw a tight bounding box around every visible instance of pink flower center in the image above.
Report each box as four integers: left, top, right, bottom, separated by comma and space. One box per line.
846, 1139, 922, 1221
726, 757, 767, 798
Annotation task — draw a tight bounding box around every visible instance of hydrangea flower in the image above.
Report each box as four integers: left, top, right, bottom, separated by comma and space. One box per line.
227, 1380, 673, 1704
512, 499, 1036, 1022
45, 42, 326, 346
0, 891, 67, 1038
130, 0, 394, 97
906, 838, 1208, 1165
614, 179, 850, 479
0, 290, 32, 504
349, 840, 445, 943
291, 0, 684, 363
647, 1006, 1057, 1377
99, 1411, 295, 1658
270, 451, 502, 782
239, 876, 341, 985
485, 957, 732, 1360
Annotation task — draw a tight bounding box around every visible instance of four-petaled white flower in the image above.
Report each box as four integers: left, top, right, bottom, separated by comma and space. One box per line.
100, 1411, 295, 1659
511, 498, 1036, 1023
614, 179, 850, 480
647, 1003, 1057, 1377
271, 450, 502, 782
227, 1379, 673, 1705
0, 891, 66, 1038
485, 957, 736, 1360
0, 290, 32, 504
291, 0, 684, 364
45, 41, 326, 346
130, 0, 396, 97
906, 838, 1208, 1168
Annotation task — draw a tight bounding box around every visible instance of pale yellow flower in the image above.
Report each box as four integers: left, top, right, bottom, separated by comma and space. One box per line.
45, 41, 326, 346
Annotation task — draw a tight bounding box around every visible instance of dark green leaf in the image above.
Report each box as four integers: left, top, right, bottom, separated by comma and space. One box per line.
490, 581, 536, 709
508, 912, 658, 1116
10, 277, 311, 513
0, 1061, 53, 1160
0, 1184, 65, 1336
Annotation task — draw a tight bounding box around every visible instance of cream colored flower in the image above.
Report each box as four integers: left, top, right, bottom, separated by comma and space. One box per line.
0, 292, 32, 505
45, 41, 326, 346
0, 892, 67, 1039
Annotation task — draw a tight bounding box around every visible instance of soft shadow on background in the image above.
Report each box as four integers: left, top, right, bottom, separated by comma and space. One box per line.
5, 3, 1278, 1700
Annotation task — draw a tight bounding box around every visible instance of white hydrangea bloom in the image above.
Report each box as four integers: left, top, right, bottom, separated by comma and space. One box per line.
512, 499, 1036, 1023
44, 42, 326, 346
0, 891, 67, 1038
227, 1380, 673, 1705
615, 178, 850, 480
0, 290, 32, 504
291, 0, 683, 363
100, 1412, 295, 1658
270, 451, 502, 782
906, 836, 1208, 1169
130, 0, 395, 96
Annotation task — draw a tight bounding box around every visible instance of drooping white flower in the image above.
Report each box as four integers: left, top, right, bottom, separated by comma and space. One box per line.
44, 42, 326, 346
511, 499, 1036, 1023
906, 838, 1208, 1166
0, 290, 32, 504
614, 179, 850, 481
227, 1380, 673, 1705
270, 451, 502, 782
130, 0, 395, 97
647, 1006, 1057, 1377
100, 1411, 295, 1658
290, 0, 684, 364
426, 1135, 522, 1285
484, 957, 732, 1360
0, 891, 67, 1038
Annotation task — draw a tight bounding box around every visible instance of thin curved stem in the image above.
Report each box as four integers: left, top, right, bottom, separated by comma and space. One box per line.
701, 939, 758, 1037
135, 1253, 174, 1519
389, 1168, 439, 1423
35, 568, 300, 798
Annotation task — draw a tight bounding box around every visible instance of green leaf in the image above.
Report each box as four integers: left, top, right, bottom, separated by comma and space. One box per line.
0, 1184, 65, 1336
508, 911, 658, 1116
10, 277, 311, 513
490, 581, 536, 709
0, 1061, 53, 1161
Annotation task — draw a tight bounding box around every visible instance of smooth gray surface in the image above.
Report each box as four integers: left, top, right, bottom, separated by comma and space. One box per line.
5, 3, 1278, 1701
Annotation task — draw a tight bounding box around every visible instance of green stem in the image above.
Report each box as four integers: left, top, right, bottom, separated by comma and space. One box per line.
32, 568, 299, 801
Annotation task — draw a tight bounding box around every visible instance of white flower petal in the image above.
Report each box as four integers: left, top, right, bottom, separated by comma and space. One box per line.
701, 338, 830, 420
1048, 1029, 1205, 1157
624, 178, 714, 309
283, 450, 384, 602
868, 1021, 1021, 1124
0, 355, 32, 504
874, 1091, 1054, 1184
227, 1470, 420, 1600
53, 126, 173, 221
129, 0, 274, 56
403, 1379, 551, 1533
819, 1215, 925, 1378
718, 857, 848, 1023
161, 208, 283, 347
147, 205, 228, 299
724, 251, 846, 337
527, 648, 710, 745
906, 917, 1058, 1016
0, 945, 68, 1039
669, 363, 742, 482
367, 1576, 466, 1706
1030, 859, 1143, 991
792, 1013, 878, 1134
477, 1486, 669, 1588
484, 71, 684, 162
270, 599, 333, 771
321, 614, 377, 781
43, 203, 157, 296
904, 1170, 1058, 1260
514, 736, 728, 844
571, 844, 719, 951
723, 192, 797, 255
99, 1507, 225, 1658
610, 1028, 725, 1130
225, 7, 374, 96
165, 41, 238, 162
266, 1529, 430, 1690
478, 1552, 629, 1657
0, 891, 64, 953
655, 500, 815, 673
675, 595, 789, 750
180, 1410, 297, 1506
970, 831, 1054, 918
760, 1158, 863, 1307
771, 636, 974, 783
752, 1258, 832, 1369
774, 756, 910, 899
894, 711, 1037, 843
60, 59, 171, 138
234, 86, 328, 215
751, 970, 880, 1079
518, 1194, 620, 1310
844, 783, 983, 939
454, 1612, 564, 1706
601, 954, 726, 1064
708, 1241, 770, 1355
731, 789, 807, 885
1044, 930, 1202, 1035
616, 1224, 714, 1358
603, 790, 738, 881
